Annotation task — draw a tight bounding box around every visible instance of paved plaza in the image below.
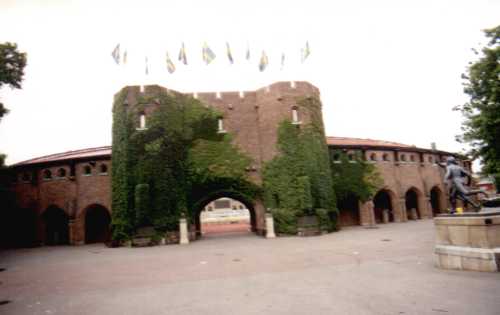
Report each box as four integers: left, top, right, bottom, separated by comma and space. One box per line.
1, 220, 499, 315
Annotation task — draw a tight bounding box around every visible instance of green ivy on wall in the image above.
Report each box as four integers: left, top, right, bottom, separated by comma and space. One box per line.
330, 150, 383, 203
262, 96, 337, 234
111, 89, 258, 241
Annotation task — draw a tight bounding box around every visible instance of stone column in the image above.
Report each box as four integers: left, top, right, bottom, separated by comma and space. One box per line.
418, 196, 430, 219
265, 213, 276, 239
179, 218, 189, 245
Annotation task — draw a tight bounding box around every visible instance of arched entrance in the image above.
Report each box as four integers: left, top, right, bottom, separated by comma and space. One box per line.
193, 191, 257, 238
84, 204, 111, 244
42, 205, 69, 245
430, 186, 444, 216
337, 194, 360, 226
405, 188, 421, 220
373, 189, 395, 223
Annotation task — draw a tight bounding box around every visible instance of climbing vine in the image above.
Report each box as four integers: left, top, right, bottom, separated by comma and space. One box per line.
111, 89, 258, 241
262, 96, 337, 234
330, 150, 383, 202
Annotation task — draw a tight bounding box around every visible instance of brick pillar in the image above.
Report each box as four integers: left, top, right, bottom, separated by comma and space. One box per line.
70, 218, 85, 245
359, 200, 376, 226
418, 196, 430, 219
399, 198, 408, 222
392, 198, 403, 223
427, 198, 434, 218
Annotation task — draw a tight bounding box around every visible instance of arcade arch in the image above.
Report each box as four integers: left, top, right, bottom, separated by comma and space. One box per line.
42, 205, 69, 245
405, 187, 423, 220
192, 191, 258, 238
337, 194, 360, 226
373, 189, 396, 223
84, 204, 111, 244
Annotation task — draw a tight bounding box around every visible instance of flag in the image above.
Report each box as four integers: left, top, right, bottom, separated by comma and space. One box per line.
280, 53, 285, 70
246, 45, 250, 60
178, 42, 187, 65
122, 50, 127, 65
145, 57, 149, 75
226, 42, 234, 64
301, 41, 310, 63
111, 43, 120, 65
202, 42, 216, 65
259, 50, 268, 72
166, 52, 176, 74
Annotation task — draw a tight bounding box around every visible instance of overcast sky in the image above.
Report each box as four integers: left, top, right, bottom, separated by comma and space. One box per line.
0, 0, 499, 167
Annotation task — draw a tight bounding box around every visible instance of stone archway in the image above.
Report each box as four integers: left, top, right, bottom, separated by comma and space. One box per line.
42, 205, 69, 245
430, 186, 445, 216
373, 189, 396, 223
84, 204, 111, 244
337, 194, 360, 226
405, 188, 423, 220
192, 191, 260, 238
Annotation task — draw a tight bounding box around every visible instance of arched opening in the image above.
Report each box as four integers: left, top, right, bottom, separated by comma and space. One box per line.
405, 188, 421, 220
42, 206, 69, 245
193, 192, 256, 239
430, 186, 444, 216
373, 189, 395, 223
337, 194, 360, 226
2, 207, 38, 248
84, 204, 111, 244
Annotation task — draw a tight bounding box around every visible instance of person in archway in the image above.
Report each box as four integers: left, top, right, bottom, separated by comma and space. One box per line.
443, 157, 487, 214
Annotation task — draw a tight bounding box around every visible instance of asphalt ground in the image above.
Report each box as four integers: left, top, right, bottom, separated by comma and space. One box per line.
1, 219, 499, 315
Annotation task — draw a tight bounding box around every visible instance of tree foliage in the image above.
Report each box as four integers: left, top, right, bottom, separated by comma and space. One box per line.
455, 25, 500, 178
0, 42, 27, 120
330, 151, 383, 202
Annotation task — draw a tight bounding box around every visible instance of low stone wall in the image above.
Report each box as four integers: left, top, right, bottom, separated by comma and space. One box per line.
434, 209, 500, 272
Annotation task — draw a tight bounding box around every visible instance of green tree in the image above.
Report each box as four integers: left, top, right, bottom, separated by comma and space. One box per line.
0, 42, 27, 120
455, 25, 500, 184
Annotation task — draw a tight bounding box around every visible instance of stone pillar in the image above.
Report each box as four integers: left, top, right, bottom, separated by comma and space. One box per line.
265, 213, 276, 239
399, 198, 408, 222
179, 218, 189, 245
382, 209, 390, 224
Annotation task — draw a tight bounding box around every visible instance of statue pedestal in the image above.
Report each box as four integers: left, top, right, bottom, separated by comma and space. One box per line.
434, 209, 500, 272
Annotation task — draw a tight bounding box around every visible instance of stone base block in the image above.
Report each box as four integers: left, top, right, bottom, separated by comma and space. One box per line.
435, 244, 500, 272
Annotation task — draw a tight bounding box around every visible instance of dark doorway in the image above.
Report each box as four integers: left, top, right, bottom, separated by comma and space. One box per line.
373, 190, 394, 223
85, 205, 111, 244
405, 189, 420, 219
430, 187, 443, 216
43, 206, 69, 245
337, 194, 360, 226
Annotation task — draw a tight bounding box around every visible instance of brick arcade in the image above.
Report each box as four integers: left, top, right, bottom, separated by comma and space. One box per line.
1, 81, 471, 247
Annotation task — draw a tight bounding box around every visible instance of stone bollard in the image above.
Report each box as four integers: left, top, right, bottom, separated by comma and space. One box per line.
265, 213, 276, 239
410, 208, 418, 220
382, 209, 390, 224
179, 218, 189, 245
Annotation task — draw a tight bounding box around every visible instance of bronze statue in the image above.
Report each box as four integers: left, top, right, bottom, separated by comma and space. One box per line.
443, 157, 486, 214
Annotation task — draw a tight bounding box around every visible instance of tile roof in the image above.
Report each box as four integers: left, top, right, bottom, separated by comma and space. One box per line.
13, 146, 112, 167
326, 136, 413, 148
11, 137, 454, 167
